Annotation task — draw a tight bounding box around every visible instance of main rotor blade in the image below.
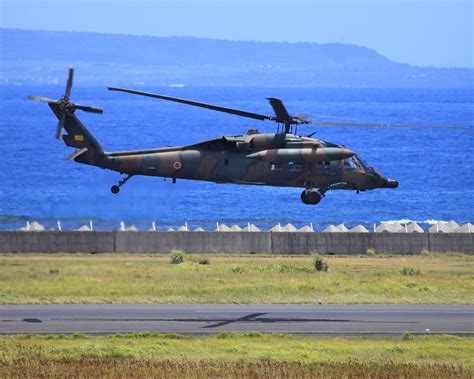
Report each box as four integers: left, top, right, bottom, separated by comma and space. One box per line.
74, 104, 104, 114
65, 68, 74, 98
28, 95, 57, 104
267, 98, 291, 123
108, 87, 275, 122
309, 121, 464, 129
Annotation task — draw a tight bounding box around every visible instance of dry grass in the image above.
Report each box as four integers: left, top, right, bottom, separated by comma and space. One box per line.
0, 253, 472, 304
3, 358, 469, 378
0, 333, 472, 378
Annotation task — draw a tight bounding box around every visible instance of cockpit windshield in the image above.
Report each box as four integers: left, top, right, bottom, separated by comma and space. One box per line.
354, 155, 377, 173
344, 157, 359, 170
354, 155, 370, 170
344, 155, 370, 172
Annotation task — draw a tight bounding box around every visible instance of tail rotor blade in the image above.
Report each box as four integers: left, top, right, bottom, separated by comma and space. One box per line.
28, 95, 57, 104
65, 68, 74, 98
56, 113, 66, 139
74, 104, 104, 114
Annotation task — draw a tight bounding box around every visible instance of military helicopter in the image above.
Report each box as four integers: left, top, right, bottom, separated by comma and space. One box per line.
29, 69, 446, 205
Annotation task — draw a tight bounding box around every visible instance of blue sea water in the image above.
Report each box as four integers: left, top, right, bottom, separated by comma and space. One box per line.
1, 85, 473, 231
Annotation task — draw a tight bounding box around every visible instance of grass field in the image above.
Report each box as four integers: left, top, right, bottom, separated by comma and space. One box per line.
0, 333, 472, 378
0, 253, 472, 304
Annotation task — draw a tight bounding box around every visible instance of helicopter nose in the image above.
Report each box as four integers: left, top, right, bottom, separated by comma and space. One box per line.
383, 178, 399, 188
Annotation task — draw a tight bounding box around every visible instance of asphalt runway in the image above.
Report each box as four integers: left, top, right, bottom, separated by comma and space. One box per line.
1, 304, 473, 336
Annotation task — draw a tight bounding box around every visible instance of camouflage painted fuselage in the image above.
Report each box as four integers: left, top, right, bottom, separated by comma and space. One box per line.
77, 129, 393, 192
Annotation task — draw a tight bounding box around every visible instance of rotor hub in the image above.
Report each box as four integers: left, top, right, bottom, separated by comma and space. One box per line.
57, 97, 75, 112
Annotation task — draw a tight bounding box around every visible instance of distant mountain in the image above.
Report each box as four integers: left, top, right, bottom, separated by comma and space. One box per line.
1, 28, 473, 87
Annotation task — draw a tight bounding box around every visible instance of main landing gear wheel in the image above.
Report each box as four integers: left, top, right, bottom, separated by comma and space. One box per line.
111, 174, 133, 195
301, 189, 322, 205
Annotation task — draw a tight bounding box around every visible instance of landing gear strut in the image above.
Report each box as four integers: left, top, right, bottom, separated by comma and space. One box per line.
111, 174, 133, 194
301, 189, 323, 205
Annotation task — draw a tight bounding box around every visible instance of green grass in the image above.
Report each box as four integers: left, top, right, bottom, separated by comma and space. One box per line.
0, 253, 472, 304
0, 334, 471, 378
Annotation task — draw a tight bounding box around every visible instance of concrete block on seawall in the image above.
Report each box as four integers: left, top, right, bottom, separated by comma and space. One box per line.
349, 225, 369, 233
405, 223, 424, 233
76, 225, 92, 232
375, 222, 403, 233
125, 226, 138, 232
447, 220, 461, 230
454, 223, 473, 233
214, 223, 231, 232
268, 223, 283, 232
428, 223, 453, 233
337, 224, 349, 232
298, 224, 314, 232
118, 221, 137, 232
323, 224, 340, 233
17, 221, 45, 232
281, 223, 297, 232
244, 224, 260, 232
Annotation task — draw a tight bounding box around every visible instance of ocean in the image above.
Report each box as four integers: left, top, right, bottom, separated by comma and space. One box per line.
1, 85, 473, 231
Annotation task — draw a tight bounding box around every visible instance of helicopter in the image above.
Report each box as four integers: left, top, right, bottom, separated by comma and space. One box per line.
29, 68, 448, 205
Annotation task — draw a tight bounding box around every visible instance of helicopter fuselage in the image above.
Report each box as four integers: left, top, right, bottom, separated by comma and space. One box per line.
81, 131, 397, 196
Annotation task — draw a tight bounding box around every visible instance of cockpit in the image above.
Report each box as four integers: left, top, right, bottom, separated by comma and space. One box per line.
344, 157, 359, 170
343, 155, 372, 172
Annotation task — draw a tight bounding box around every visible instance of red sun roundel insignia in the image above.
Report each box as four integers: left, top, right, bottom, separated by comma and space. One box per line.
174, 162, 182, 169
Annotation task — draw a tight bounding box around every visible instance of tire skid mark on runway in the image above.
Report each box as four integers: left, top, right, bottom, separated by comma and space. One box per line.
1, 305, 472, 336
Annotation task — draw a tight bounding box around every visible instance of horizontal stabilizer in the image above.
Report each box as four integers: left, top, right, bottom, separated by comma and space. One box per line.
65, 147, 88, 161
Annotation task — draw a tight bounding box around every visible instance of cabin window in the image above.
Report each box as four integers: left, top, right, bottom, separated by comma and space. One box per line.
270, 163, 284, 171
288, 162, 304, 172
224, 159, 229, 166
315, 161, 330, 170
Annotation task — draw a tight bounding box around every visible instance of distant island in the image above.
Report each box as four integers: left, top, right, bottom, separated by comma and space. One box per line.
1, 28, 473, 88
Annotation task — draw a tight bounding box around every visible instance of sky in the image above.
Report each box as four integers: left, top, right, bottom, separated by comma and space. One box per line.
1, 0, 473, 68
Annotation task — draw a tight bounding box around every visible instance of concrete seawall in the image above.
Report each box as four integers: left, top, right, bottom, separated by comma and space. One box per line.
0, 232, 472, 254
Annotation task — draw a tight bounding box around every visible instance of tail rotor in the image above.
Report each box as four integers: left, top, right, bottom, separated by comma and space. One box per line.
28, 68, 103, 139
64, 67, 73, 98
